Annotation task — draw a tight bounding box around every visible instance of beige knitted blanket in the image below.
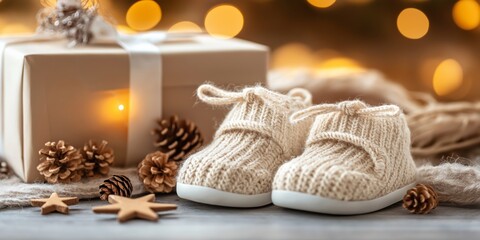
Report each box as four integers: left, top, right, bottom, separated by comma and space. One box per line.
0, 167, 145, 208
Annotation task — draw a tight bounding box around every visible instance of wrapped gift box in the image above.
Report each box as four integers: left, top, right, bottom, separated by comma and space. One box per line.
0, 35, 268, 182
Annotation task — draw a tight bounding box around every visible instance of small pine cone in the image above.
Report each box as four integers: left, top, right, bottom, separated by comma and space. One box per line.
0, 161, 9, 179
402, 184, 439, 214
99, 175, 133, 201
37, 141, 84, 184
138, 151, 178, 193
0, 161, 8, 174
82, 140, 114, 177
152, 115, 203, 161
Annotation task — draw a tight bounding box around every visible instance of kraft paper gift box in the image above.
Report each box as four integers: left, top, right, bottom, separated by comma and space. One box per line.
0, 35, 268, 183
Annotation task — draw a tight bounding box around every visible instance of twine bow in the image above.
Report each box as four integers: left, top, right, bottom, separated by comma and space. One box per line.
291, 100, 401, 123
197, 84, 312, 107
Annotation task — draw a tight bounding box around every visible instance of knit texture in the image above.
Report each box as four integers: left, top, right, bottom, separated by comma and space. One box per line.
273, 100, 417, 201
177, 84, 312, 195
0, 167, 144, 208
418, 162, 480, 205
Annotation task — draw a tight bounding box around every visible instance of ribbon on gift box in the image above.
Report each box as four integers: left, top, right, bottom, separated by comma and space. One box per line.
0, 2, 191, 166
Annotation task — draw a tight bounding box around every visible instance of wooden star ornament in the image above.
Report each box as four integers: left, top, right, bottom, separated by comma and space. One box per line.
30, 192, 79, 215
92, 194, 177, 223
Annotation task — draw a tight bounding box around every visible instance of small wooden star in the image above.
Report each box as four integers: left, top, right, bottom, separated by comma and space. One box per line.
92, 194, 177, 223
30, 192, 79, 215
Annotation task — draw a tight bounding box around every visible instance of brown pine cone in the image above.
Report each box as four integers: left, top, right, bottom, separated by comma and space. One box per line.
152, 115, 203, 161
82, 140, 114, 177
138, 151, 178, 193
0, 161, 9, 179
37, 141, 84, 184
0, 161, 8, 174
99, 175, 133, 201
402, 183, 439, 214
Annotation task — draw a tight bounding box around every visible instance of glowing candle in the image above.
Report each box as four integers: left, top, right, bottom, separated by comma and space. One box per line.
118, 104, 125, 111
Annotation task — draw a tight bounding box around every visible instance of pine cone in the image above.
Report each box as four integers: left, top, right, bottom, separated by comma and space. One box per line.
0, 161, 9, 179
0, 161, 8, 174
152, 115, 203, 161
138, 151, 178, 193
402, 184, 439, 214
37, 141, 84, 184
82, 140, 114, 177
99, 175, 133, 201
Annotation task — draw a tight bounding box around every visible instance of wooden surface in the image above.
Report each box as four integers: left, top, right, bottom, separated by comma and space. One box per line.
0, 193, 479, 240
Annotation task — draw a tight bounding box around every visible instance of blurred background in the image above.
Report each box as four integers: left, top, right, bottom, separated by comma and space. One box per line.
0, 0, 478, 101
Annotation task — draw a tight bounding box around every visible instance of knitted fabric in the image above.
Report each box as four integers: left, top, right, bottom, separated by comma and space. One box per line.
417, 161, 480, 205
177, 84, 312, 195
0, 167, 144, 208
273, 100, 417, 201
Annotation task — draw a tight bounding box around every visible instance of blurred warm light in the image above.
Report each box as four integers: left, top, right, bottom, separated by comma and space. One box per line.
42, 0, 56, 7
397, 8, 429, 39
98, 89, 129, 123
84, 0, 94, 8
118, 104, 125, 111
42, 0, 95, 8
452, 0, 480, 30
316, 57, 363, 70
205, 5, 244, 39
168, 21, 202, 33
433, 59, 463, 96
126, 0, 162, 31
307, 0, 336, 8
1, 24, 33, 34
116, 25, 136, 34
272, 43, 314, 68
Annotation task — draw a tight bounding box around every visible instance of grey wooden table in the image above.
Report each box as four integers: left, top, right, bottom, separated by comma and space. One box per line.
0, 193, 479, 240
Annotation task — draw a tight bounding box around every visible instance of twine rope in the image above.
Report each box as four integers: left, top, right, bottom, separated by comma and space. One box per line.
290, 100, 401, 123
197, 84, 312, 108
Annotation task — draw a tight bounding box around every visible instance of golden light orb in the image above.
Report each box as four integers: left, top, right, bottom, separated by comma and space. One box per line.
452, 0, 480, 30
168, 21, 202, 33
118, 104, 125, 111
205, 5, 244, 39
307, 0, 336, 8
433, 59, 463, 96
271, 43, 314, 69
126, 0, 162, 31
397, 8, 429, 39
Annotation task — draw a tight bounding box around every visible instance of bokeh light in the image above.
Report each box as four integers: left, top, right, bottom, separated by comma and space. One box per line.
42, 0, 95, 8
452, 0, 480, 30
168, 21, 202, 33
116, 25, 137, 34
41, 0, 56, 7
126, 0, 162, 31
271, 43, 314, 68
433, 59, 463, 96
118, 104, 125, 111
316, 57, 363, 70
307, 0, 336, 8
205, 5, 244, 39
1, 24, 33, 34
397, 8, 429, 39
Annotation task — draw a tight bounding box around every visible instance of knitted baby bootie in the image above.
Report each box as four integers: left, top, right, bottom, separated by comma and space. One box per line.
272, 100, 417, 215
176, 84, 312, 207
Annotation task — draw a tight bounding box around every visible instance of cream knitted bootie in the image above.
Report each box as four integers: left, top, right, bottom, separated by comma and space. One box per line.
272, 100, 417, 215
176, 84, 312, 207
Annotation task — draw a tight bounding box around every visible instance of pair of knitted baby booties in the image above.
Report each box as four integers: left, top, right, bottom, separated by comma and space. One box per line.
176, 84, 417, 215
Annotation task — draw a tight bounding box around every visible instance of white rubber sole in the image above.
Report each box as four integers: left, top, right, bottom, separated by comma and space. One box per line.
176, 183, 272, 208
272, 183, 416, 215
